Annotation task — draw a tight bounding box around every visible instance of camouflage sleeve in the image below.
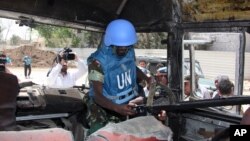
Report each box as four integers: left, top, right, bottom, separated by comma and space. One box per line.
88, 60, 104, 83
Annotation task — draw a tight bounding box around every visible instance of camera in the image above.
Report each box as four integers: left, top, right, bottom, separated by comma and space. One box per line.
62, 47, 75, 60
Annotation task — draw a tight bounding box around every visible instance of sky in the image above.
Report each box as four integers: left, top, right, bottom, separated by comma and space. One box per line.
0, 18, 38, 40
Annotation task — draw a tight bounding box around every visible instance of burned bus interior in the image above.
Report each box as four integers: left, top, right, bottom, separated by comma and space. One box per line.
0, 0, 250, 141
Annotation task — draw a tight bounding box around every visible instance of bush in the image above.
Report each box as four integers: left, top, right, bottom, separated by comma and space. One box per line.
10, 35, 22, 45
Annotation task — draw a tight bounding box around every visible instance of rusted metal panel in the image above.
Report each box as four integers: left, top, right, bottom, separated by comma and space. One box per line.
180, 0, 250, 22
0, 0, 172, 32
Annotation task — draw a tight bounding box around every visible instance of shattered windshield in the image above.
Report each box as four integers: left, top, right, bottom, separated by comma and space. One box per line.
182, 32, 250, 115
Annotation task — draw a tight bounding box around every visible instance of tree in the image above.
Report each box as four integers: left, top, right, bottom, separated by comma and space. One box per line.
10, 35, 21, 45
3, 20, 13, 42
71, 36, 81, 47
0, 19, 6, 43
34, 24, 80, 48
34, 24, 167, 49
137, 32, 167, 49
83, 31, 102, 48
0, 25, 3, 42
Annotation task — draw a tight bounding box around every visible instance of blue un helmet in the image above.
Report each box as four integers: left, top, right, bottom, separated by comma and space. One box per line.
104, 19, 137, 47
156, 66, 168, 77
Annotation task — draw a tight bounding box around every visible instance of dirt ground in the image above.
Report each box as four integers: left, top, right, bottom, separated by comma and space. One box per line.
4, 44, 57, 67
8, 67, 88, 86
8, 66, 250, 94
3, 44, 86, 86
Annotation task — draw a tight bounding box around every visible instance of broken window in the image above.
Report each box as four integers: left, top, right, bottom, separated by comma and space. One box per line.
182, 32, 249, 115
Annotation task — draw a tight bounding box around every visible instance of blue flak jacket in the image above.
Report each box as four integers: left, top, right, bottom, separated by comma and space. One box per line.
88, 43, 137, 104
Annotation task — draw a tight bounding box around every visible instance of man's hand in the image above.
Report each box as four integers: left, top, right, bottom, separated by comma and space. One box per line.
114, 104, 136, 116
60, 58, 67, 65
74, 53, 79, 61
129, 96, 144, 105
157, 110, 167, 122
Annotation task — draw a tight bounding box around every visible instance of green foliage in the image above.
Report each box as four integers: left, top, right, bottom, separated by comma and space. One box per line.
136, 32, 167, 49
10, 35, 21, 45
0, 25, 3, 42
83, 31, 102, 48
34, 24, 80, 47
71, 36, 81, 47
34, 24, 167, 49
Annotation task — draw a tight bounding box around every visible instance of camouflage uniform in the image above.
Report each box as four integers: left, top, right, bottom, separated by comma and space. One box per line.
155, 85, 168, 97
153, 83, 176, 105
85, 60, 126, 135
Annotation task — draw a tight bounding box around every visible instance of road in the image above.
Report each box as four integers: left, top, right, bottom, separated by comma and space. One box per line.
8, 67, 88, 86
8, 66, 250, 112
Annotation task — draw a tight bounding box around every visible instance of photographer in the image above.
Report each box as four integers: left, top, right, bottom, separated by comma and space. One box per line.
46, 48, 88, 88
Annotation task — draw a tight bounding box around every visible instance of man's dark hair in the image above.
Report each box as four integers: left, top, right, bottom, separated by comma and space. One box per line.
218, 79, 233, 95
139, 59, 147, 64
156, 63, 164, 69
0, 66, 5, 72
184, 74, 199, 89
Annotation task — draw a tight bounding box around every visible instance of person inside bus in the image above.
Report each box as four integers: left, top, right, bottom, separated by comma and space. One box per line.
0, 54, 19, 131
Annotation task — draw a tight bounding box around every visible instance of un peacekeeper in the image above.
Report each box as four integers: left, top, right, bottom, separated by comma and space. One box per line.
142, 66, 173, 123
144, 66, 173, 100
154, 67, 169, 98
85, 19, 151, 135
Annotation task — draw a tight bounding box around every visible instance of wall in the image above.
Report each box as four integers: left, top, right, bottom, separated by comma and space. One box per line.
184, 50, 250, 81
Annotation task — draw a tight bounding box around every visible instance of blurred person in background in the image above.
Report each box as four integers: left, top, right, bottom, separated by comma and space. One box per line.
137, 59, 150, 76
137, 59, 151, 98
155, 66, 168, 86
195, 74, 211, 99
22, 52, 32, 79
1, 50, 12, 66
214, 79, 236, 113
184, 74, 210, 100
213, 79, 234, 99
184, 75, 191, 101
212, 75, 230, 98
6, 55, 12, 66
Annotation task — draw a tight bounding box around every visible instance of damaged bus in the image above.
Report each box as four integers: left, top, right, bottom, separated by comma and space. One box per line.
0, 0, 250, 141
